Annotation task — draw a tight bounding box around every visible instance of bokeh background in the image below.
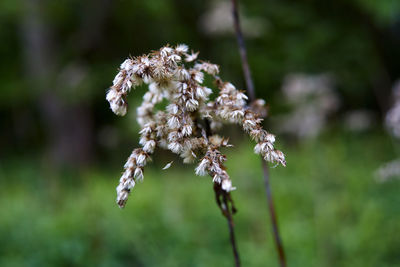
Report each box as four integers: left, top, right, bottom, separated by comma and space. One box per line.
1, 0, 400, 266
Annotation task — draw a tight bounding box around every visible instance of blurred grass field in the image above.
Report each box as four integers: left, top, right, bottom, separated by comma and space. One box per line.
0, 130, 399, 267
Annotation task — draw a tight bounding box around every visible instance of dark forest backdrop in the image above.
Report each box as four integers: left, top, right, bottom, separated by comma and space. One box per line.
0, 0, 400, 266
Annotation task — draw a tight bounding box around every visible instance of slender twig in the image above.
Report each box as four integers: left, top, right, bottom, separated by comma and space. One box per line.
214, 183, 240, 267
231, 0, 256, 101
230, 0, 286, 266
205, 119, 241, 267
262, 160, 286, 266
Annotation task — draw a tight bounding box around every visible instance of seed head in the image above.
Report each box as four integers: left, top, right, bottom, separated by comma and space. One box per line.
107, 44, 286, 207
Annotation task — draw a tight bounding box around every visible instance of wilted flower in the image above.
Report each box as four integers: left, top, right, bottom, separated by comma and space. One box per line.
375, 81, 400, 183
375, 159, 400, 182
107, 44, 286, 208
386, 81, 400, 138
277, 73, 339, 139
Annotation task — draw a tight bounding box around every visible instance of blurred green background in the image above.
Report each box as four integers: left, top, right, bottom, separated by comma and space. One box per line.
1, 0, 400, 266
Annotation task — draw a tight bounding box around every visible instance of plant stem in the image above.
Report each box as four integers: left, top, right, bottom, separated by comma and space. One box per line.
230, 0, 286, 266
214, 183, 240, 267
230, 0, 256, 101
262, 160, 286, 267
205, 118, 241, 267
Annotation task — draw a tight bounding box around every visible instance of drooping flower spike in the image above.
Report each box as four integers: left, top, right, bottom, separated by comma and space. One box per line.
107, 44, 285, 208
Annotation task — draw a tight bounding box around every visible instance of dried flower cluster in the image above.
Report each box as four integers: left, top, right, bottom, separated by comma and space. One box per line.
373, 81, 400, 183
107, 44, 286, 208
278, 73, 339, 139
375, 159, 400, 182
386, 81, 400, 138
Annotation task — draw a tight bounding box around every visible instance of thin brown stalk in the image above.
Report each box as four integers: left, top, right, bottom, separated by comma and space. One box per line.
262, 160, 286, 266
214, 183, 240, 267
231, 0, 256, 101
230, 0, 286, 266
205, 118, 241, 266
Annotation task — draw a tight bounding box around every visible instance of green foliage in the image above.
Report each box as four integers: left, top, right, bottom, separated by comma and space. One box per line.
0, 131, 398, 266
0, 0, 399, 265
356, 0, 400, 24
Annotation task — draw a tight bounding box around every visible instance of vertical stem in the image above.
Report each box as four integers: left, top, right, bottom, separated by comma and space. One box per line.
206, 118, 241, 267
230, 0, 286, 266
231, 0, 256, 102
262, 160, 286, 267
214, 183, 241, 267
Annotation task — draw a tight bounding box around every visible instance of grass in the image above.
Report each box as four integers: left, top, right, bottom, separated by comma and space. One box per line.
0, 130, 399, 266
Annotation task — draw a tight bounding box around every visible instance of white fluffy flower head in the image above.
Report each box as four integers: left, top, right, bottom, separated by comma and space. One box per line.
106, 44, 286, 208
